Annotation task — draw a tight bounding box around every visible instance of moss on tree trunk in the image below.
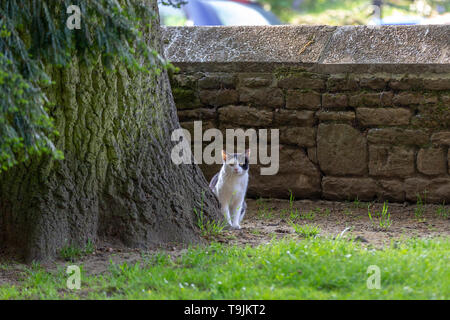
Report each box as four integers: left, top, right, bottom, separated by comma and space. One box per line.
0, 3, 220, 262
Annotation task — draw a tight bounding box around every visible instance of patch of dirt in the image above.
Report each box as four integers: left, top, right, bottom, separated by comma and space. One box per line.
0, 266, 26, 287
215, 199, 450, 248
1, 199, 449, 286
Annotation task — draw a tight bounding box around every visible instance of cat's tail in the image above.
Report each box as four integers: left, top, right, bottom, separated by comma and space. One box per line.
209, 172, 219, 191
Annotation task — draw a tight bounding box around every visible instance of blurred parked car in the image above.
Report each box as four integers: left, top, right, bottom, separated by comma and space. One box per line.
370, 15, 424, 25
158, 0, 281, 26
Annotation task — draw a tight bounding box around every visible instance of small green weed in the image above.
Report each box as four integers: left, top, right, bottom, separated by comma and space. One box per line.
415, 192, 427, 221
194, 192, 225, 237
351, 197, 366, 209
436, 202, 449, 219
368, 201, 392, 231
343, 208, 353, 216
256, 198, 274, 219
59, 240, 95, 262
300, 210, 316, 221
288, 190, 300, 220
288, 221, 321, 238
318, 207, 331, 217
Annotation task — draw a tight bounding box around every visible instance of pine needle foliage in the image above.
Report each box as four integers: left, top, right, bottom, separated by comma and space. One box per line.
0, 0, 176, 171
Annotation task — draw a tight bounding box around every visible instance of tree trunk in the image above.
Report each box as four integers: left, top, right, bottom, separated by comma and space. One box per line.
0, 2, 220, 262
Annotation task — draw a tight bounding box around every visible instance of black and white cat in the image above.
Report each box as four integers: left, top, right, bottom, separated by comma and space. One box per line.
209, 149, 250, 229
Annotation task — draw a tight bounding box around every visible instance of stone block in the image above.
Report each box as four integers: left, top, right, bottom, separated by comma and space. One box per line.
369, 145, 415, 178
286, 90, 321, 110
357, 108, 411, 126
317, 123, 367, 175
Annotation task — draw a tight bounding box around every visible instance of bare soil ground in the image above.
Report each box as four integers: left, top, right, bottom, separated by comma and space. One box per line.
1, 199, 449, 286
218, 199, 450, 248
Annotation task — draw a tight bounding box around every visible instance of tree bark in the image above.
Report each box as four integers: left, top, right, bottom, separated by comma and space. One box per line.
0, 2, 220, 262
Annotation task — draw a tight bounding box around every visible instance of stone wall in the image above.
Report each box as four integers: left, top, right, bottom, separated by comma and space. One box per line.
162, 25, 450, 203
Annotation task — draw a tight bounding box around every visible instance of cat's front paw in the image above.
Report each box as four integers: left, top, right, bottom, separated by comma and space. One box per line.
231, 224, 241, 230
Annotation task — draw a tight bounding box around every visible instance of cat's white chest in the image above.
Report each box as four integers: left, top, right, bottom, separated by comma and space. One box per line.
215, 173, 248, 205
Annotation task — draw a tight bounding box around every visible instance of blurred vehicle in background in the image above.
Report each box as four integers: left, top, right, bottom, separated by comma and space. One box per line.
368, 0, 450, 25
369, 12, 450, 25
158, 0, 281, 26
370, 15, 423, 25
421, 12, 450, 24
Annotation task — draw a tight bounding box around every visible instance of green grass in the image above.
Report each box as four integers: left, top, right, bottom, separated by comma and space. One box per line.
279, 190, 300, 220
1, 237, 448, 299
194, 192, 226, 237
351, 197, 367, 209
436, 203, 449, 219
279, 191, 316, 222
368, 201, 392, 231
343, 208, 353, 217
256, 197, 274, 220
318, 207, 331, 217
288, 222, 321, 238
59, 240, 95, 262
415, 193, 427, 222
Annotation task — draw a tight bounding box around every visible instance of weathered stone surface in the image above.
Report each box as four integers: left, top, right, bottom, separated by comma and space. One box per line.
162, 25, 336, 67
307, 147, 318, 164
441, 94, 450, 104
367, 128, 429, 146
248, 172, 321, 199
356, 108, 411, 126
322, 93, 348, 108
277, 147, 320, 175
405, 178, 450, 203
273, 109, 315, 127
317, 124, 367, 175
377, 180, 405, 202
393, 92, 438, 106
369, 146, 415, 177
422, 75, 450, 90
322, 177, 377, 201
320, 25, 450, 68
170, 73, 202, 88
239, 87, 284, 108
177, 108, 216, 122
199, 89, 239, 106
359, 75, 387, 90
316, 111, 355, 122
172, 87, 201, 109
349, 92, 393, 107
417, 147, 447, 175
286, 90, 321, 110
322, 177, 406, 202
388, 76, 423, 90
277, 73, 326, 90
218, 106, 272, 127
412, 104, 450, 129
180, 120, 216, 143
326, 74, 358, 91
279, 127, 316, 147
248, 147, 321, 199
198, 73, 236, 89
239, 73, 273, 88
163, 25, 450, 74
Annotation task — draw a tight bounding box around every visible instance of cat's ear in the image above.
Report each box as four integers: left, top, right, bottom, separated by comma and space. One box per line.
245, 149, 251, 158
222, 150, 227, 161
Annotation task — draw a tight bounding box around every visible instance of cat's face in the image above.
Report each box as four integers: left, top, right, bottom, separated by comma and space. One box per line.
222, 149, 250, 176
